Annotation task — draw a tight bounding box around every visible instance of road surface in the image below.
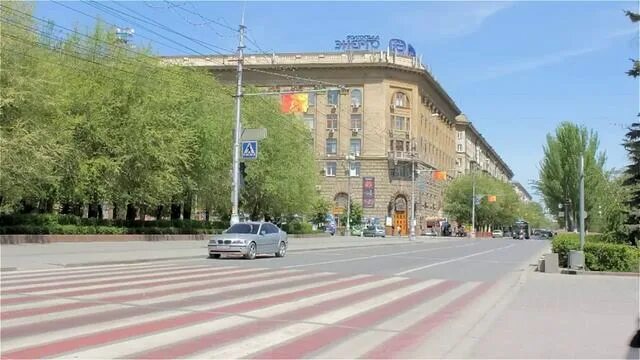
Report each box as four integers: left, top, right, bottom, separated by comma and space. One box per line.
1, 238, 548, 359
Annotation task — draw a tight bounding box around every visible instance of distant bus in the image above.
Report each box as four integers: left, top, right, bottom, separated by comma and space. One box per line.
512, 220, 530, 239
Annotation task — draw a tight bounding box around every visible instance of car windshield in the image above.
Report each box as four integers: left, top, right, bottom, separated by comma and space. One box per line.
226, 223, 260, 234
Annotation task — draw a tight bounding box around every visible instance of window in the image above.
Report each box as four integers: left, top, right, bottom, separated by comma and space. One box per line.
457, 131, 463, 140
303, 113, 315, 129
350, 114, 362, 130
457, 144, 463, 152
350, 139, 361, 156
393, 92, 409, 108
350, 89, 362, 107
262, 223, 279, 234
308, 92, 316, 107
325, 161, 337, 176
349, 162, 361, 177
395, 140, 405, 151
326, 138, 337, 155
327, 89, 339, 106
392, 115, 409, 131
326, 114, 338, 129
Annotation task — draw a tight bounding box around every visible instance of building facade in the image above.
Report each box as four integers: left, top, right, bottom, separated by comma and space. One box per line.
512, 181, 533, 203
167, 51, 511, 234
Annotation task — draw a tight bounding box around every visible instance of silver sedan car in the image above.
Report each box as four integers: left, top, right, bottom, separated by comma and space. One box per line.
208, 222, 288, 260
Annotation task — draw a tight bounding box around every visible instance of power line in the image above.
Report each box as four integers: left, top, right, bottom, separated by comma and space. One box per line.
105, 0, 234, 54
162, 0, 237, 33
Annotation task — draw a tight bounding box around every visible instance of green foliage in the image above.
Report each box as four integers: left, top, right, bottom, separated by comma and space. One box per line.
0, 4, 316, 220
444, 173, 520, 228
534, 122, 607, 231
340, 202, 363, 228
281, 221, 319, 234
309, 198, 332, 225
551, 233, 639, 272
622, 121, 640, 245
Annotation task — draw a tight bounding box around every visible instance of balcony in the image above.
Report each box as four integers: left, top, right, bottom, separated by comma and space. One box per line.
388, 151, 414, 162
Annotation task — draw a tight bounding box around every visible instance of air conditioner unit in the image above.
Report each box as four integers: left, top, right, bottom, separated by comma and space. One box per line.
405, 133, 410, 139
330, 105, 337, 113
351, 128, 361, 134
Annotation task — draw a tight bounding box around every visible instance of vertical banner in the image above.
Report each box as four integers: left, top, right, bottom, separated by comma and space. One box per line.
363, 177, 375, 208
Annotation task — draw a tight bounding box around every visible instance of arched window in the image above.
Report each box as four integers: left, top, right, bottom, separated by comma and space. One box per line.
392, 92, 409, 108
350, 89, 362, 107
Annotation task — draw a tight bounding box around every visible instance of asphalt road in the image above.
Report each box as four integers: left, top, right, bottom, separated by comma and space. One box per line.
0, 238, 550, 359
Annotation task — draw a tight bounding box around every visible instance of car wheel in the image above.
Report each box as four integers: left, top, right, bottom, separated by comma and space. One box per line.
209, 254, 221, 259
275, 241, 287, 257
245, 242, 257, 260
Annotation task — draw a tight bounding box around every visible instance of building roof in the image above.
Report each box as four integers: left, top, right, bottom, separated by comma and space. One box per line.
455, 115, 514, 179
161, 51, 462, 117
512, 181, 532, 200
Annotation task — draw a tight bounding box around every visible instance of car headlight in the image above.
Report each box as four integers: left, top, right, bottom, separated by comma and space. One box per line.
208, 240, 217, 245
232, 239, 245, 245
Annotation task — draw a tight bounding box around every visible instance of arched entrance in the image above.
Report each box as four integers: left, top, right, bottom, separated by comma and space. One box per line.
389, 195, 408, 236
333, 193, 349, 226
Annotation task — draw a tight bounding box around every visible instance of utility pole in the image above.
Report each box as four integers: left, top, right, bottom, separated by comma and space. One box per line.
410, 143, 416, 241
230, 13, 246, 226
579, 154, 585, 250
471, 165, 476, 238
346, 153, 354, 233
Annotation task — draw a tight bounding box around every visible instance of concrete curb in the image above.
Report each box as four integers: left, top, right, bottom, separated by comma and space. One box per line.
560, 269, 639, 277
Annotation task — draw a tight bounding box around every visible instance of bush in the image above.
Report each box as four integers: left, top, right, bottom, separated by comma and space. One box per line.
552, 234, 640, 272
281, 221, 317, 234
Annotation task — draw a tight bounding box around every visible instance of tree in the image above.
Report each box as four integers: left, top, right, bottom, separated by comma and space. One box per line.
534, 122, 607, 231
622, 121, 640, 245
625, 10, 639, 77
340, 202, 363, 228
444, 173, 520, 230
517, 201, 555, 229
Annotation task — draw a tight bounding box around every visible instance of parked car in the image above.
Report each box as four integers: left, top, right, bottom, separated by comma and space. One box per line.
363, 225, 386, 237
492, 229, 504, 238
208, 222, 288, 260
422, 228, 438, 236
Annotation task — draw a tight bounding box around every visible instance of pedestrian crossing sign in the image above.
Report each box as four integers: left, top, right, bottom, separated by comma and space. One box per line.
241, 141, 258, 160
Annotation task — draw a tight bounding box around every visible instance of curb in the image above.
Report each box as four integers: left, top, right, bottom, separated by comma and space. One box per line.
560, 269, 639, 277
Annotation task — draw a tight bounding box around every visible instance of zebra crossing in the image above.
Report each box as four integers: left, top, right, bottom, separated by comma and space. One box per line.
1, 261, 492, 359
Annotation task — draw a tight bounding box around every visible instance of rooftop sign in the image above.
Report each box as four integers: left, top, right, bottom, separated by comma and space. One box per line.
334, 35, 380, 51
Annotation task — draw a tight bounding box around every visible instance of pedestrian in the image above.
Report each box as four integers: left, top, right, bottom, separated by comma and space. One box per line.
396, 226, 401, 236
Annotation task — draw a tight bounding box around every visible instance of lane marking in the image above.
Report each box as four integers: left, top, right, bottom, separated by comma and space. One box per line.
394, 244, 516, 276
283, 243, 477, 269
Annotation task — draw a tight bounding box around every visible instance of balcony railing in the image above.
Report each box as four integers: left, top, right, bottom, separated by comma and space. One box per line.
388, 151, 413, 161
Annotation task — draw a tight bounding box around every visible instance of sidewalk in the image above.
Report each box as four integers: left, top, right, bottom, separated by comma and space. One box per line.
0, 235, 449, 271
468, 272, 640, 359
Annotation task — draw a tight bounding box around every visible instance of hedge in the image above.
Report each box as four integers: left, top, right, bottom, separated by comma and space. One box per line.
0, 214, 227, 235
281, 221, 324, 235
552, 234, 640, 272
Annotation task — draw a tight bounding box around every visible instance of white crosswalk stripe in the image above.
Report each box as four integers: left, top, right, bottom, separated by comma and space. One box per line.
1, 261, 492, 359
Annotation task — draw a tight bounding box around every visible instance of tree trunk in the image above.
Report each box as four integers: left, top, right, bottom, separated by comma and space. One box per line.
72, 203, 83, 217
182, 194, 192, 220
20, 200, 36, 214
155, 205, 164, 220
88, 203, 99, 218
126, 204, 137, 223
112, 203, 119, 219
171, 203, 181, 220
61, 202, 71, 215
205, 208, 210, 222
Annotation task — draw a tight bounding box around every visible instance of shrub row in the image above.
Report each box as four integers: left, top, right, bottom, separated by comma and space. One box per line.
281, 221, 323, 234
0, 214, 228, 234
552, 235, 640, 272
0, 225, 222, 235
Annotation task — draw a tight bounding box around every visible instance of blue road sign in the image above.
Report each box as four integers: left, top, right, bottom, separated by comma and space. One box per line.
241, 141, 258, 160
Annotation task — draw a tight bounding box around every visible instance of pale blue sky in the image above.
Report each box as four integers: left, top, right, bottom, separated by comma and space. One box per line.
35, 1, 640, 201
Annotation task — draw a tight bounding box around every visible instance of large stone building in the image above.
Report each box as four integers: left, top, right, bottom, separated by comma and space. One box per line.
167, 51, 512, 234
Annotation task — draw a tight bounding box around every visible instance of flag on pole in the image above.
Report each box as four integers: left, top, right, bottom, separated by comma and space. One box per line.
281, 93, 309, 113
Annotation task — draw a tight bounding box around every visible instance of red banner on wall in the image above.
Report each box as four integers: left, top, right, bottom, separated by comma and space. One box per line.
363, 177, 375, 208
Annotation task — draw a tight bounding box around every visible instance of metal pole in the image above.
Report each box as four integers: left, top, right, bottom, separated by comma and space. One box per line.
230, 15, 246, 226
346, 155, 352, 233
579, 154, 585, 251
410, 150, 416, 241
471, 167, 476, 238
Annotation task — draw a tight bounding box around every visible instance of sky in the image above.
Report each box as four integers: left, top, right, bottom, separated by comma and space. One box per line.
34, 1, 640, 203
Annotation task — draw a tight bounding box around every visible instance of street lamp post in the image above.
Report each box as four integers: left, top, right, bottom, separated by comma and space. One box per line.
346, 153, 355, 233
471, 165, 476, 238
410, 150, 416, 241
